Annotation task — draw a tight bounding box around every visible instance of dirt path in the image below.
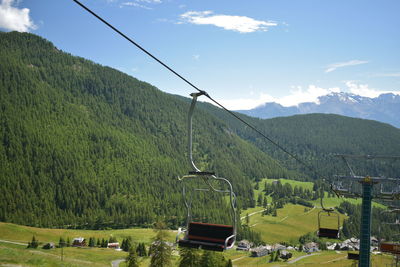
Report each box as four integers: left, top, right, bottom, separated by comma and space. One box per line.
232, 255, 247, 262
111, 258, 125, 267
240, 209, 267, 220
302, 206, 316, 215
0, 239, 27, 246
287, 253, 320, 264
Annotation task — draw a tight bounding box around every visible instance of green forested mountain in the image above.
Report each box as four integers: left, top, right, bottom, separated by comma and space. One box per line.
1, 31, 399, 230
0, 31, 290, 228
201, 103, 400, 179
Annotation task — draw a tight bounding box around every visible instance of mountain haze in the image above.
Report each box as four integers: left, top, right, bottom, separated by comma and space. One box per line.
237, 92, 400, 128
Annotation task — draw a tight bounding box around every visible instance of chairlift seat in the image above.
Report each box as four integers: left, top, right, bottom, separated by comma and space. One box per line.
347, 252, 359, 260
318, 228, 339, 239
178, 222, 234, 251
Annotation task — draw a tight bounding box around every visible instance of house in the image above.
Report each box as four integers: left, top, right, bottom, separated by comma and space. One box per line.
42, 242, 56, 249
251, 246, 270, 257
303, 242, 319, 253
236, 240, 252, 251
327, 243, 338, 250
272, 243, 286, 251
72, 237, 86, 247
107, 242, 120, 249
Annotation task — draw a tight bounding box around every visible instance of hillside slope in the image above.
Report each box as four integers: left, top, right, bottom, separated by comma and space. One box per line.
0, 31, 290, 228
202, 102, 400, 179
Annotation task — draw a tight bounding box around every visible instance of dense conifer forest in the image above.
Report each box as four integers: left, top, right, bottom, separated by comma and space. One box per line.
0, 31, 291, 228
201, 102, 400, 179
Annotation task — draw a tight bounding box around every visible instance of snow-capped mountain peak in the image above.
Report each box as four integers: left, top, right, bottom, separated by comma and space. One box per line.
236, 92, 400, 128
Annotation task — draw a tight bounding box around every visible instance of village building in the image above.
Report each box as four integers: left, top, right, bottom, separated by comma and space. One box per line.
250, 245, 270, 257
107, 242, 120, 249
303, 242, 319, 253
272, 243, 286, 251
72, 237, 86, 247
42, 242, 56, 249
236, 240, 252, 251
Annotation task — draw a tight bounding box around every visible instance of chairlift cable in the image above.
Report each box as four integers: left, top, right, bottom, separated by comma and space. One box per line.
71, 0, 324, 179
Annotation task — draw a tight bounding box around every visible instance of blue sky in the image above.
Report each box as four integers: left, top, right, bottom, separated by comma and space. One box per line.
1, 0, 400, 109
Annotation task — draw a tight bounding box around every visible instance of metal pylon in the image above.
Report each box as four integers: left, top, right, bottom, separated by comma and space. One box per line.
331, 154, 400, 267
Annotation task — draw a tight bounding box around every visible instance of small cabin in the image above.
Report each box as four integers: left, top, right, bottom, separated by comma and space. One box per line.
303, 242, 319, 253
236, 240, 251, 251
107, 242, 120, 249
251, 246, 270, 257
72, 237, 86, 247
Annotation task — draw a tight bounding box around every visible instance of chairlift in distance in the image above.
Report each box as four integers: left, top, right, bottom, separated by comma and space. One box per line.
331, 180, 360, 198
317, 185, 340, 239
176, 92, 237, 252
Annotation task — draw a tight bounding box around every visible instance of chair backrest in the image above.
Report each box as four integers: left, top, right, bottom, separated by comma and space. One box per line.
188, 222, 234, 245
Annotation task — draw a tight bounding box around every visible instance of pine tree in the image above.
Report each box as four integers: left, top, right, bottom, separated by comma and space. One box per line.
59, 237, 65, 248
89, 237, 95, 247
262, 196, 268, 209
27, 236, 39, 249
136, 243, 147, 257
109, 235, 117, 243
269, 251, 275, 262
150, 225, 172, 267
275, 250, 280, 262
257, 193, 263, 206
199, 250, 214, 267
126, 247, 139, 267
179, 247, 200, 267
123, 237, 133, 252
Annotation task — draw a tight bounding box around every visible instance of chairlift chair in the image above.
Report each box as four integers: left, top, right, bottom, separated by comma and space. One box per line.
317, 209, 340, 239
317, 188, 340, 239
176, 92, 237, 252
378, 184, 396, 200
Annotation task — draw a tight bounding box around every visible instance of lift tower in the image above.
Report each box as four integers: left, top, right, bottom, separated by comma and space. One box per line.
332, 154, 400, 267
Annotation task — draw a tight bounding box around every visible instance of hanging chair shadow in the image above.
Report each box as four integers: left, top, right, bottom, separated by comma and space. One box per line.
176, 92, 237, 252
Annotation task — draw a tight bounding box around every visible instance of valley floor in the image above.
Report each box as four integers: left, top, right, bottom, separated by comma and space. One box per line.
0, 222, 395, 267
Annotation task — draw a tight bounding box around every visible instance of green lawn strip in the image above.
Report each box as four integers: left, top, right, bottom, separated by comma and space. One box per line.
0, 222, 175, 244
0, 242, 95, 266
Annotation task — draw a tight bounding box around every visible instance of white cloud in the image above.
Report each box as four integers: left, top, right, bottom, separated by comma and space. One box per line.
180, 11, 277, 33
120, 0, 161, 9
345, 81, 400, 98
278, 85, 341, 106
325, 60, 368, 73
0, 0, 36, 32
120, 2, 152, 9
136, 0, 162, 3
193, 54, 200, 60
215, 85, 340, 110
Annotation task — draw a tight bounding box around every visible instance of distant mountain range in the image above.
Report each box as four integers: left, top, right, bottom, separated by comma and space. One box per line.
236, 92, 400, 128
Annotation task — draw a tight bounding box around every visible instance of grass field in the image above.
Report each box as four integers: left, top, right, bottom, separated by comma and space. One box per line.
0, 222, 175, 244
0, 178, 392, 266
243, 204, 346, 244
255, 178, 386, 209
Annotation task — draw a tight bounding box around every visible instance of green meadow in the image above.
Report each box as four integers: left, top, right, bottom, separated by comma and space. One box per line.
0, 178, 393, 266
